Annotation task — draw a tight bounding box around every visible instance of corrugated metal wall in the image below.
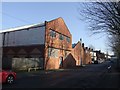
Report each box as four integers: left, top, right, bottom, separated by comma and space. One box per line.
4, 26, 45, 46
0, 33, 3, 69
2, 26, 45, 71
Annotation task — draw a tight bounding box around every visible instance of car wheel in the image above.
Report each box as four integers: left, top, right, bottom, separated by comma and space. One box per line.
6, 75, 14, 84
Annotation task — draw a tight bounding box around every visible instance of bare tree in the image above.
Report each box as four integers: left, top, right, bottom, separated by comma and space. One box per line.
78, 1, 120, 69
78, 1, 120, 64
78, 2, 120, 35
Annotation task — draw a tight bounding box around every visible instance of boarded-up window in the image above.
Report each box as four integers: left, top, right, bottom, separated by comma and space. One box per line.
12, 58, 44, 70
48, 48, 58, 58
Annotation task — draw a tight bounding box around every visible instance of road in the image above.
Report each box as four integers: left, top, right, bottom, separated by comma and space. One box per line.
2, 59, 120, 89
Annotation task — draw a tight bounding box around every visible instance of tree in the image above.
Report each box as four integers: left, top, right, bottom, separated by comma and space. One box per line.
79, 2, 120, 54
78, 1, 120, 68
79, 2, 120, 34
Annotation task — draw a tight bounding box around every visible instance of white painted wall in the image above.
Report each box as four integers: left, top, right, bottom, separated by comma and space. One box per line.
4, 26, 45, 46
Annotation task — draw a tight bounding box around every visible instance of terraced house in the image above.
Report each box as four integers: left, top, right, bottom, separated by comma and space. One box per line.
72, 41, 85, 66
72, 41, 92, 66
84, 47, 92, 64
0, 17, 75, 71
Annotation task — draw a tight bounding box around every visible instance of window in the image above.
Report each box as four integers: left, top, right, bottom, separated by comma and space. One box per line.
59, 34, 64, 40
66, 37, 70, 43
50, 30, 56, 37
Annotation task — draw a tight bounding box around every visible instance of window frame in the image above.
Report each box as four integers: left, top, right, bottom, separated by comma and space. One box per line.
66, 37, 70, 43
50, 30, 56, 38
59, 34, 64, 40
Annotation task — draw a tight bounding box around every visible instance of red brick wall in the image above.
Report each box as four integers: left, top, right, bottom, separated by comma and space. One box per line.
63, 53, 76, 68
84, 48, 92, 64
71, 42, 85, 66
81, 45, 85, 65
72, 42, 80, 66
44, 17, 72, 70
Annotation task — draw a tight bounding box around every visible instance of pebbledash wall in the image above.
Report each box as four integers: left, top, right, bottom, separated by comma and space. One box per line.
0, 17, 76, 70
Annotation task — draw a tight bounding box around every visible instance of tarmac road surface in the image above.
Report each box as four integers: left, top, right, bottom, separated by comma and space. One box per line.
2, 59, 120, 89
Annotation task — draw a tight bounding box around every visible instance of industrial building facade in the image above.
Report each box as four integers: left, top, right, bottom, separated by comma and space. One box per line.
0, 17, 101, 71
0, 17, 75, 70
1, 22, 46, 70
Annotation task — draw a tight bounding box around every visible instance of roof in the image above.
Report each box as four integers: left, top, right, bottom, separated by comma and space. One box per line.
72, 43, 77, 48
47, 17, 72, 37
72, 41, 82, 48
0, 22, 45, 33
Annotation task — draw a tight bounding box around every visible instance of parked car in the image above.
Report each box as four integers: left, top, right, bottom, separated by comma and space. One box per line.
0, 69, 16, 84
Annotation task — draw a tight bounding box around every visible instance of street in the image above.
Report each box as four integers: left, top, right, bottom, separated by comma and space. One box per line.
2, 59, 120, 89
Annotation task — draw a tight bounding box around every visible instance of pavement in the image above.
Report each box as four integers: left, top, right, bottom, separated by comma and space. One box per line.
16, 60, 118, 80
16, 68, 79, 79
15, 65, 87, 79
4, 59, 120, 88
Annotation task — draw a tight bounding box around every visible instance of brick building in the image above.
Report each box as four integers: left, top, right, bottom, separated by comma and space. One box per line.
82, 47, 92, 65
0, 17, 75, 70
72, 41, 92, 66
94, 50, 105, 61
45, 17, 75, 69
